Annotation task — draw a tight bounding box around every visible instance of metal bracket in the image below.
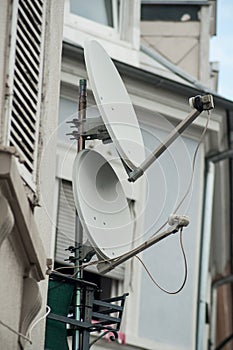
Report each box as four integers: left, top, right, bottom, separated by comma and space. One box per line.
189, 94, 214, 111
67, 116, 110, 142
65, 242, 96, 263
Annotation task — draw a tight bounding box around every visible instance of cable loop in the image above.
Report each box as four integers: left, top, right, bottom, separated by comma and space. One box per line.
136, 228, 187, 295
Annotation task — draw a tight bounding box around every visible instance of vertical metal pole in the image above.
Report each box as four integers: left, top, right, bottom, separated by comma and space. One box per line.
82, 287, 94, 349
73, 79, 87, 350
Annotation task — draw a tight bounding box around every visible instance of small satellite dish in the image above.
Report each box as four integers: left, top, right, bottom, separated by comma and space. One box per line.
72, 149, 135, 259
84, 39, 145, 170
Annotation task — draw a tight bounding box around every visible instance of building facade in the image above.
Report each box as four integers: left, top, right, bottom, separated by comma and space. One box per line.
1, 1, 233, 350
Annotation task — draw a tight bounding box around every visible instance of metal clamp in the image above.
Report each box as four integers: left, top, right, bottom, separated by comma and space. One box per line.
189, 94, 214, 111
67, 116, 110, 141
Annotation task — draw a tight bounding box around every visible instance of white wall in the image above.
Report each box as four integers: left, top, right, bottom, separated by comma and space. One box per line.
0, 238, 24, 349
137, 123, 204, 349
0, 0, 10, 145
32, 1, 64, 349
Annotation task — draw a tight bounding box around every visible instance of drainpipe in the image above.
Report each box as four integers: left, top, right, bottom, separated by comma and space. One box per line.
210, 275, 233, 349
197, 150, 233, 350
197, 161, 215, 350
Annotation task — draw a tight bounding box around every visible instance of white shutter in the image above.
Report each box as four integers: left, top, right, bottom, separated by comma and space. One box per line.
55, 179, 125, 280
55, 180, 76, 263
8, 0, 46, 182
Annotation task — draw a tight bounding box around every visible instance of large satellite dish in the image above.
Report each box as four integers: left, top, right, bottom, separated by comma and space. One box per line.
71, 40, 146, 260
84, 39, 145, 170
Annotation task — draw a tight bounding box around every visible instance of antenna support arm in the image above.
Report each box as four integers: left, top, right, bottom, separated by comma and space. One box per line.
128, 94, 214, 183
97, 215, 189, 274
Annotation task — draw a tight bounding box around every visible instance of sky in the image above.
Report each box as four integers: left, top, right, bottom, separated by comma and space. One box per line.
210, 0, 233, 101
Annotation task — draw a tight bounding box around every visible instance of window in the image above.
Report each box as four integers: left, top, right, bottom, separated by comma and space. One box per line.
63, 0, 141, 56
64, 0, 119, 41
70, 0, 115, 27
141, 4, 200, 21
7, 0, 46, 188
58, 96, 78, 143
55, 179, 125, 281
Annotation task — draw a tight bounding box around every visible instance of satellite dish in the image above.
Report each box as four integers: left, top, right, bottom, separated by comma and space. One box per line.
84, 39, 145, 170
72, 149, 135, 259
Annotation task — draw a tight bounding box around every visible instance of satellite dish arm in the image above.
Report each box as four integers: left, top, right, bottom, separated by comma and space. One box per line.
97, 215, 189, 274
128, 94, 214, 183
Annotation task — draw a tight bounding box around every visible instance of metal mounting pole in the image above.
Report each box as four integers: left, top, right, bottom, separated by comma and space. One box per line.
73, 79, 87, 350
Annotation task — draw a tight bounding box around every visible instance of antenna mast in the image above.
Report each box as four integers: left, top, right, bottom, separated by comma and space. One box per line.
73, 79, 87, 350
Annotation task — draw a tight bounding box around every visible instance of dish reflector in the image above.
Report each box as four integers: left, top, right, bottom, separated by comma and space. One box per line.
84, 39, 145, 170
72, 149, 134, 259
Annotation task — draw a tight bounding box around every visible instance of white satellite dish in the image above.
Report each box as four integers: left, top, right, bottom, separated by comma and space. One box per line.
72, 149, 135, 259
84, 39, 145, 170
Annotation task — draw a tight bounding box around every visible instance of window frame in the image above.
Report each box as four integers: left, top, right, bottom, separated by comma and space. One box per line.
63, 0, 141, 60
53, 177, 125, 302
64, 0, 120, 43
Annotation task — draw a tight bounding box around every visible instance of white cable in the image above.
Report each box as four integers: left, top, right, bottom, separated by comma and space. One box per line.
150, 110, 211, 239
174, 111, 211, 213
27, 305, 51, 340
0, 320, 32, 344
130, 112, 211, 294
0, 306, 51, 345
135, 227, 188, 294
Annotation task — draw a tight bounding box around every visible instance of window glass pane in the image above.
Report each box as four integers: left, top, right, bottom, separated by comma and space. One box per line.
70, 0, 114, 27
58, 97, 78, 142
141, 4, 200, 21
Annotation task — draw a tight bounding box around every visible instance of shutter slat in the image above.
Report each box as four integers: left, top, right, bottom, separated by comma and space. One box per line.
13, 94, 36, 127
17, 24, 40, 64
10, 132, 34, 172
14, 72, 37, 111
18, 6, 42, 44
15, 44, 39, 83
11, 116, 35, 153
13, 87, 36, 123
14, 66, 38, 106
21, 0, 43, 27
10, 126, 33, 158
31, 0, 44, 18
12, 108, 36, 143
13, 81, 37, 115
15, 57, 38, 95
17, 14, 41, 56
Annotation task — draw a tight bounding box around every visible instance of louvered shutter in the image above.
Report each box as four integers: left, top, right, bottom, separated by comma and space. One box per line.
8, 0, 46, 180
55, 179, 125, 280
55, 180, 76, 263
